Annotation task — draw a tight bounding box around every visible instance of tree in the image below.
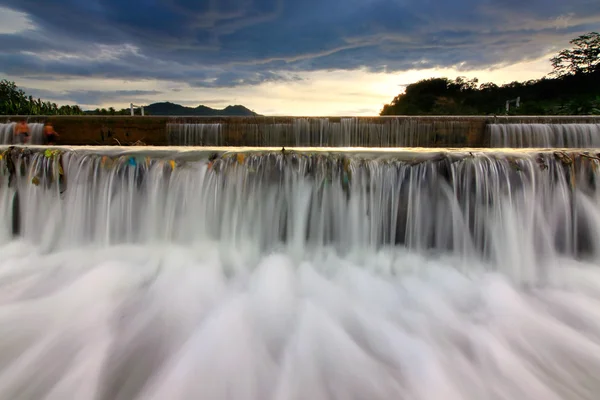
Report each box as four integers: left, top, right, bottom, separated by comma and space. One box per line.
0, 80, 26, 104
0, 80, 27, 114
551, 32, 600, 76
0, 80, 84, 115
449, 76, 479, 92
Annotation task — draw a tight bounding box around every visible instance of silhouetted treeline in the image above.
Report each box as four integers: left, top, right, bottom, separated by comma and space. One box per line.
84, 107, 142, 116
380, 71, 600, 116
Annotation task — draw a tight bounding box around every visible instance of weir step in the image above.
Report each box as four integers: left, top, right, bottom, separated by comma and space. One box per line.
1, 116, 600, 147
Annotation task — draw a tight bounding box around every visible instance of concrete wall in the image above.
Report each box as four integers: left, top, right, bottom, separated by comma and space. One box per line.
0, 116, 171, 146
1, 115, 599, 147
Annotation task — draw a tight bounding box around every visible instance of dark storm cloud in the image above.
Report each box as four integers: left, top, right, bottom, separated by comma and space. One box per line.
1, 0, 600, 87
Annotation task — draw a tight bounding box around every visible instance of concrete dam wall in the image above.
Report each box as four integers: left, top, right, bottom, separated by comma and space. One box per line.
1, 115, 600, 147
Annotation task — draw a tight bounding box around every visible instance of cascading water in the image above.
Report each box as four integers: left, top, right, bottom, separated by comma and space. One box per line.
167, 117, 471, 147
0, 124, 13, 144
2, 145, 600, 399
489, 123, 600, 148
0, 122, 45, 145
167, 123, 223, 145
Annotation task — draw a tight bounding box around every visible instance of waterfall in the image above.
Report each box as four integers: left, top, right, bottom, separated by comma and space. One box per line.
167, 123, 223, 145
0, 122, 45, 145
166, 118, 472, 146
3, 146, 600, 399
0, 123, 13, 144
489, 123, 600, 147
2, 146, 599, 268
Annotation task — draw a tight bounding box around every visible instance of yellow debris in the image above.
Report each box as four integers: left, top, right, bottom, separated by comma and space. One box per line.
343, 157, 351, 171
236, 153, 245, 164
169, 160, 176, 170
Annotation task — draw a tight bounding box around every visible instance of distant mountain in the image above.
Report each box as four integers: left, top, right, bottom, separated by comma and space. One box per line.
144, 102, 259, 116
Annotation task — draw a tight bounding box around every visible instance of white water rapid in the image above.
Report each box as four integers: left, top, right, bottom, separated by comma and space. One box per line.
2, 146, 600, 400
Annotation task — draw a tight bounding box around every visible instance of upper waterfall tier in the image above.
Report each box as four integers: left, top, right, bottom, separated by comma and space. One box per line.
2, 116, 600, 147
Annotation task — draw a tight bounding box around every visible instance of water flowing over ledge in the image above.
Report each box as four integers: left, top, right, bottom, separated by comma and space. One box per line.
489, 123, 600, 148
3, 145, 600, 399
3, 115, 600, 147
169, 118, 600, 148
167, 118, 474, 147
3, 145, 600, 271
0, 123, 45, 145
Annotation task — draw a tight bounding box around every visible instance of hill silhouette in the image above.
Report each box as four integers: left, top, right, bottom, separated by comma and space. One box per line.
144, 102, 259, 116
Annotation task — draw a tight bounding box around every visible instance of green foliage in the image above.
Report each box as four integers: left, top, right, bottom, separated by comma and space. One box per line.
381, 32, 600, 116
0, 80, 84, 115
551, 32, 600, 77
0, 80, 26, 107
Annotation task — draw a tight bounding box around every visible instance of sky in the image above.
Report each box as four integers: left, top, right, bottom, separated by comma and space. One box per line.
0, 0, 599, 116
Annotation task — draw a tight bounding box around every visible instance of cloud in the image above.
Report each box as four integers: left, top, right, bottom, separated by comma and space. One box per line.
0, 0, 598, 91
21, 88, 163, 106
191, 70, 303, 87
0, 6, 35, 34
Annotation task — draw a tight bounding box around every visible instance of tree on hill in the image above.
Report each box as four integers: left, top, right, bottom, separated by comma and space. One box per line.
381, 32, 600, 116
551, 32, 600, 76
